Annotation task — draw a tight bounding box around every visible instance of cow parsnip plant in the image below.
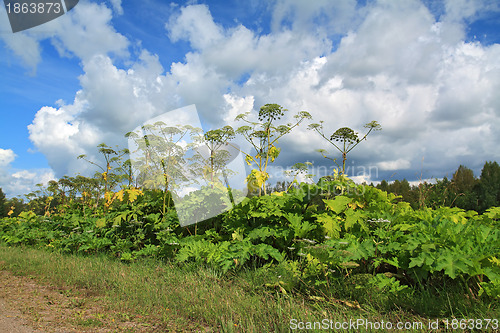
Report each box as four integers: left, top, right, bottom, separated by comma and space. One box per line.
126, 122, 202, 215
235, 104, 311, 196
190, 125, 236, 186
309, 120, 381, 175
1, 110, 499, 316
1, 173, 498, 301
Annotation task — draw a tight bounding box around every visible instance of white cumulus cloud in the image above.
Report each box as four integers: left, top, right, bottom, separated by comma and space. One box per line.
0, 1, 129, 70
0, 149, 16, 167
9, 0, 500, 186
377, 159, 412, 171
0, 148, 56, 198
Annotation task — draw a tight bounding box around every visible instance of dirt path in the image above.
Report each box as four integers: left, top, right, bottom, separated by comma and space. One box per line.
0, 269, 158, 332
0, 297, 41, 333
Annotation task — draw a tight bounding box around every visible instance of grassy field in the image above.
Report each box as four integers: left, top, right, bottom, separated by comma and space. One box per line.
0, 244, 498, 332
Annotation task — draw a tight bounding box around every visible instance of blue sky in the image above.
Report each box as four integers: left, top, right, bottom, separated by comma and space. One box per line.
1, 0, 500, 197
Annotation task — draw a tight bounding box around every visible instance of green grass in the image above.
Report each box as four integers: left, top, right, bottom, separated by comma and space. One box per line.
0, 244, 497, 332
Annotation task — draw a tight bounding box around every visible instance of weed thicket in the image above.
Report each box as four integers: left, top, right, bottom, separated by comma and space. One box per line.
0, 104, 499, 331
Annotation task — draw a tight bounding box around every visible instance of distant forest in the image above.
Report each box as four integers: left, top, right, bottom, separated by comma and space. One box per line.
373, 161, 500, 213
271, 161, 500, 213
1, 161, 499, 217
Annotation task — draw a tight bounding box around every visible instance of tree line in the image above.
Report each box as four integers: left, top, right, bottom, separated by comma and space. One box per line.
373, 161, 500, 213
0, 102, 497, 216
1, 160, 498, 217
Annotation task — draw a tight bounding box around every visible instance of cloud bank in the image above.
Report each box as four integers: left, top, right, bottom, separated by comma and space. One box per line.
1, 0, 499, 197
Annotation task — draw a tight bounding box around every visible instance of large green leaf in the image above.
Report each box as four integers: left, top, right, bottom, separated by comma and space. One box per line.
315, 213, 341, 238
435, 253, 472, 279
409, 252, 436, 268
345, 208, 367, 232
323, 196, 352, 214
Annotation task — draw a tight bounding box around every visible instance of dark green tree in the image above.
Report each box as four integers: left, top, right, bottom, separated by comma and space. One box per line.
0, 188, 6, 217
421, 177, 454, 209
392, 179, 412, 202
450, 165, 478, 210
377, 179, 389, 192
477, 161, 500, 212
4, 197, 27, 217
